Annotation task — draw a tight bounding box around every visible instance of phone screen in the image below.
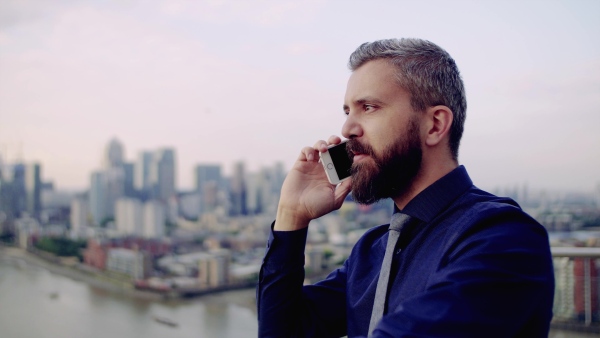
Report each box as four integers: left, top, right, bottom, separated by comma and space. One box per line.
329, 142, 352, 180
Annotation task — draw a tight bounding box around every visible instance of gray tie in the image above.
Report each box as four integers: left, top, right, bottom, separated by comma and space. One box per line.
368, 212, 412, 337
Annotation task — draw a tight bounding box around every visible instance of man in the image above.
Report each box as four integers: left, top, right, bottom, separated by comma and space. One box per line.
257, 38, 554, 337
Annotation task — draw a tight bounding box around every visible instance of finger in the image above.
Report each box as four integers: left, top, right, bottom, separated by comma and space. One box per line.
298, 146, 319, 162
312, 140, 329, 153
327, 135, 342, 146
333, 178, 353, 207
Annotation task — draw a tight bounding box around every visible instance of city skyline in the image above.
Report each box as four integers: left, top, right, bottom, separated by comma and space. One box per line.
1, 0, 599, 192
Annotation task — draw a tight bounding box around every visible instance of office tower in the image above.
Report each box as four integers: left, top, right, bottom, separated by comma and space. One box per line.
149, 149, 176, 201
202, 181, 219, 213
70, 196, 89, 235
25, 163, 42, 218
105, 167, 125, 217
115, 197, 143, 236
104, 138, 124, 169
194, 164, 222, 215
135, 151, 153, 197
246, 171, 264, 215
122, 162, 135, 197
89, 171, 109, 225
9, 164, 26, 217
229, 161, 247, 216
194, 164, 222, 192
143, 200, 165, 238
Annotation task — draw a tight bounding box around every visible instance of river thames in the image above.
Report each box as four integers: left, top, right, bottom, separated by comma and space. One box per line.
0, 257, 258, 338
1, 252, 597, 338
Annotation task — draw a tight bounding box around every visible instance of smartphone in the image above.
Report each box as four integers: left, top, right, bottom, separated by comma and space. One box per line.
319, 140, 352, 185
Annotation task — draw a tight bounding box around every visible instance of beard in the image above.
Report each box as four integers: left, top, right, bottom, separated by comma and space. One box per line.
346, 118, 422, 205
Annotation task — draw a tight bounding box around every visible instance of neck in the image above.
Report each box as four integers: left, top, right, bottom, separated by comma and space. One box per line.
393, 155, 458, 210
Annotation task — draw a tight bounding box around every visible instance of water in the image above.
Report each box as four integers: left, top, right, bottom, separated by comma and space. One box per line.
1, 253, 597, 338
0, 257, 258, 338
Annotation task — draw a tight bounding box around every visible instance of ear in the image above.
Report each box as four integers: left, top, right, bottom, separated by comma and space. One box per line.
423, 105, 453, 147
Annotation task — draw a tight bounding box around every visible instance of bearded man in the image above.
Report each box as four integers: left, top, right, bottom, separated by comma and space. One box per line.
257, 38, 555, 338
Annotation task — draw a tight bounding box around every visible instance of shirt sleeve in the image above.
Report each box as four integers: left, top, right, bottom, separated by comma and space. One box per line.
257, 221, 349, 338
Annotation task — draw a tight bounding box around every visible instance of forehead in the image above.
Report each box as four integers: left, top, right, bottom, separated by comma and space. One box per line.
345, 59, 407, 103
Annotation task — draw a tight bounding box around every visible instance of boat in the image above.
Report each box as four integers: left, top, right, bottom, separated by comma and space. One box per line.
153, 316, 178, 327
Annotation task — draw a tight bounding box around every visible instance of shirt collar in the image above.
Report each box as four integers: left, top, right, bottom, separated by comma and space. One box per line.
394, 165, 473, 223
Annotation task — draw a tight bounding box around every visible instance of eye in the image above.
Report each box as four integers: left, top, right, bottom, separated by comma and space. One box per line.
363, 104, 376, 112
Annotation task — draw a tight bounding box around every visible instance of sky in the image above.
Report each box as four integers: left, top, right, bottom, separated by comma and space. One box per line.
0, 0, 599, 193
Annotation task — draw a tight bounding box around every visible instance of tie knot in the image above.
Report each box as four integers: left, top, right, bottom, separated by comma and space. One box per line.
389, 212, 411, 232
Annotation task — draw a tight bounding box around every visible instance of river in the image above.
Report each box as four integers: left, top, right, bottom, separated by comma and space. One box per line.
1, 250, 597, 338
0, 256, 258, 338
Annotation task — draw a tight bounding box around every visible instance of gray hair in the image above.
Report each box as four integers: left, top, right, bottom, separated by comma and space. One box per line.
348, 38, 467, 160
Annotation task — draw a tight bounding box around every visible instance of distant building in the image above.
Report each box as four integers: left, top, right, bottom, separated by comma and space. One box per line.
89, 171, 109, 225
115, 198, 143, 236
25, 163, 42, 219
194, 164, 222, 192
229, 161, 247, 216
149, 149, 176, 201
143, 200, 165, 238
198, 249, 231, 287
104, 138, 124, 169
70, 196, 89, 235
106, 248, 151, 280
135, 151, 154, 198
83, 239, 108, 270
305, 246, 325, 275
15, 215, 40, 249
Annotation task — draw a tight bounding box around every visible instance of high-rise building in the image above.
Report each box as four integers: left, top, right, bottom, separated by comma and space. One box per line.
143, 200, 165, 238
89, 171, 108, 226
246, 171, 263, 215
104, 138, 124, 169
122, 162, 135, 197
135, 151, 153, 197
115, 197, 143, 236
70, 196, 89, 235
149, 149, 176, 201
194, 164, 222, 192
229, 161, 247, 216
25, 163, 42, 218
105, 167, 125, 218
202, 181, 220, 213
8, 164, 26, 217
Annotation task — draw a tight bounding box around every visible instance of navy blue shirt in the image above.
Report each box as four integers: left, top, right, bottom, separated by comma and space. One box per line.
257, 166, 554, 337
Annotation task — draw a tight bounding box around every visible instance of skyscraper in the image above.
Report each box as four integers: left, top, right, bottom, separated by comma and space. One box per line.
70, 196, 89, 235
104, 138, 124, 169
115, 197, 143, 236
229, 161, 247, 216
149, 148, 176, 201
135, 151, 153, 197
25, 163, 42, 218
194, 164, 222, 193
143, 200, 166, 238
89, 171, 108, 225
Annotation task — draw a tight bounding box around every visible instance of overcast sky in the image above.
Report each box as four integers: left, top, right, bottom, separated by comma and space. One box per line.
1, 0, 599, 193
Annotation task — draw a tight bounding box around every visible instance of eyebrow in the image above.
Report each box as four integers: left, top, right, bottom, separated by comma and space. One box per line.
343, 96, 386, 112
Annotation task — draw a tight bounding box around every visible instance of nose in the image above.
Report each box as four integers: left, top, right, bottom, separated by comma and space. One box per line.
342, 112, 363, 139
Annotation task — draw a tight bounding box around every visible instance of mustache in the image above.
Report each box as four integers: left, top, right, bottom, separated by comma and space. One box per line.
346, 139, 376, 158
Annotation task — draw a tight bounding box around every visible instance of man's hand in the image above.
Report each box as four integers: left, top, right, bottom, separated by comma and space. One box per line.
275, 136, 353, 231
